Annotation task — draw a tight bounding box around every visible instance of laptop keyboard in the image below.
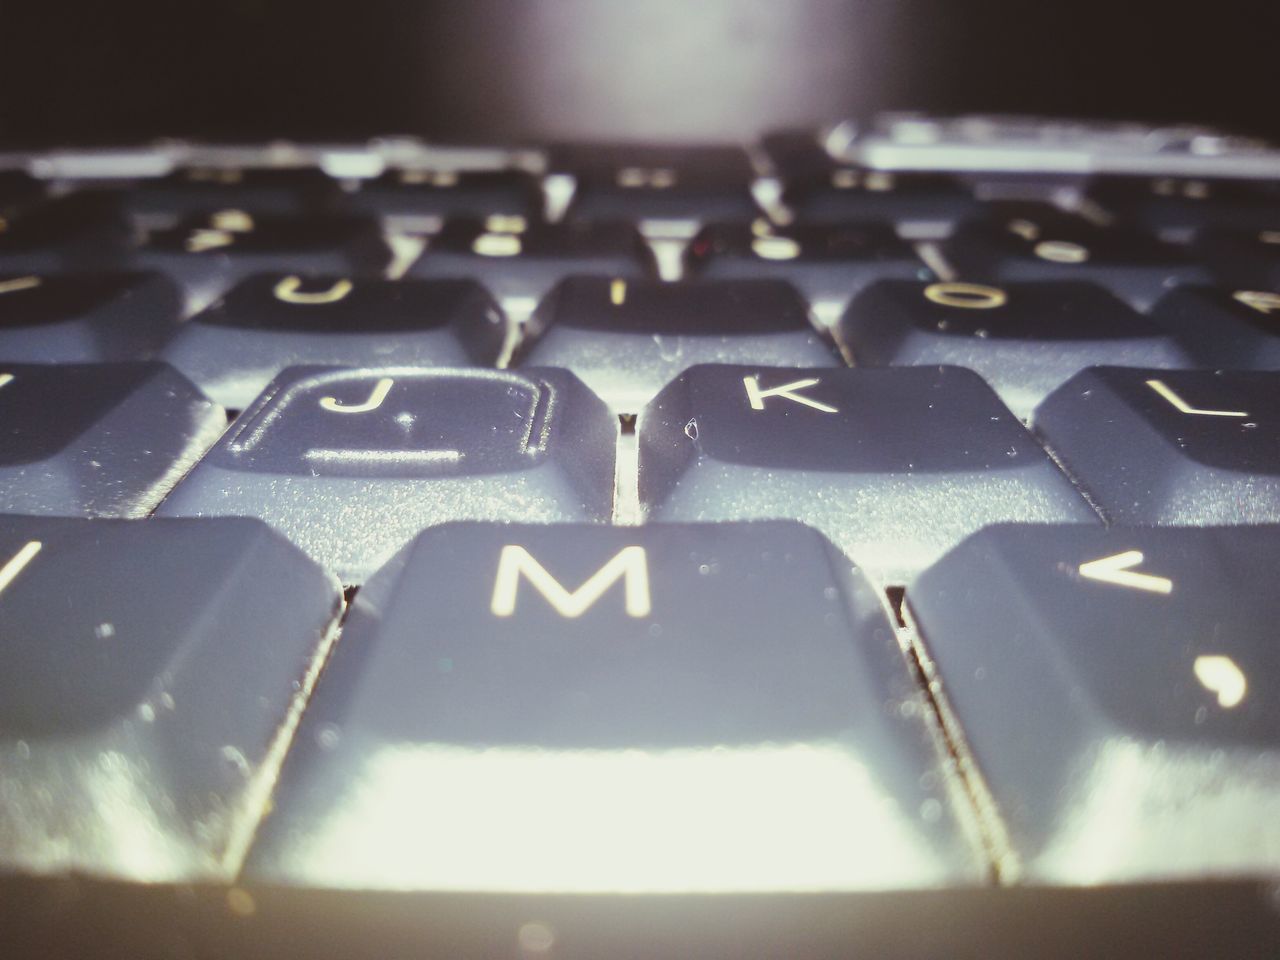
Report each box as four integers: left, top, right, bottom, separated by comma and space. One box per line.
2, 124, 1279, 954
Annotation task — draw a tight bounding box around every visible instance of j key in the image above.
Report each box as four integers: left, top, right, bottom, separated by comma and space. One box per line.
0, 362, 224, 518
245, 520, 982, 890
1087, 176, 1280, 234
408, 217, 656, 305
1149, 286, 1280, 369
122, 167, 340, 222
782, 168, 978, 230
157, 367, 615, 582
519, 278, 840, 412
685, 220, 928, 306
840, 280, 1191, 420
639, 364, 1095, 582
910, 523, 1280, 882
134, 213, 392, 312
0, 192, 133, 274
941, 214, 1210, 309
159, 274, 506, 409
1033, 367, 1280, 524
0, 272, 181, 362
1194, 227, 1280, 290
555, 144, 760, 223
347, 169, 541, 222
0, 514, 341, 881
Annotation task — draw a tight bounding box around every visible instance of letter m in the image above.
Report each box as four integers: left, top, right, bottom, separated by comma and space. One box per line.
490, 545, 651, 618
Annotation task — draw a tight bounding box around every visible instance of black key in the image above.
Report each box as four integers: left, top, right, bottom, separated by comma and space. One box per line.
133, 213, 391, 312
639, 364, 1095, 582
1034, 367, 1280, 524
840, 280, 1192, 419
783, 168, 977, 229
555, 144, 760, 223
122, 166, 340, 221
941, 213, 1210, 309
245, 520, 982, 890
159, 274, 506, 408
685, 220, 928, 305
1149, 286, 1280, 369
1088, 176, 1280, 234
1194, 227, 1280, 290
0, 170, 46, 217
346, 168, 542, 222
0, 192, 133, 275
519, 278, 840, 411
157, 367, 616, 582
408, 217, 656, 304
910, 523, 1280, 881
0, 271, 181, 361
0, 514, 342, 880
0, 362, 224, 518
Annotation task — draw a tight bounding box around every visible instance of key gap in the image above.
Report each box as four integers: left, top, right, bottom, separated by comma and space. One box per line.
884, 584, 908, 629
613, 414, 640, 526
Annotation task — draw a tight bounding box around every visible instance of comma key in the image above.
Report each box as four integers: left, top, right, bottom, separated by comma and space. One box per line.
244, 520, 984, 891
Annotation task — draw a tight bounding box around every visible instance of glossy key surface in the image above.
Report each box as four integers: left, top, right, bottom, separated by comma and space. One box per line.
0, 362, 224, 518
159, 274, 506, 408
246, 520, 983, 891
910, 523, 1280, 882
157, 367, 616, 582
0, 514, 342, 881
1034, 367, 1280, 524
639, 364, 1096, 582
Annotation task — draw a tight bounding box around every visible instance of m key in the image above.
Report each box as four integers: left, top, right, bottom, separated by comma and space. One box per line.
244, 520, 983, 891
909, 523, 1280, 882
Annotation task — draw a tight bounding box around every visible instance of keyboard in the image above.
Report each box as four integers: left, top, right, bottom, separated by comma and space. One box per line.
2, 118, 1279, 958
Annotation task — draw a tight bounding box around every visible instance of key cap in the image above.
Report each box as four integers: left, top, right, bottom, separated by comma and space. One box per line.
0, 271, 181, 361
0, 362, 224, 518
555, 144, 760, 224
839, 280, 1192, 420
408, 217, 656, 305
519, 278, 840, 412
0, 171, 46, 216
909, 523, 1280, 882
133, 213, 391, 312
639, 364, 1096, 582
783, 168, 978, 230
158, 274, 506, 409
1194, 227, 1280, 290
1149, 286, 1280, 369
685, 220, 929, 306
157, 367, 616, 582
122, 167, 340, 222
941, 213, 1210, 309
244, 520, 982, 891
1033, 367, 1280, 524
346, 168, 541, 222
0, 514, 341, 881
0, 192, 133, 275
1087, 176, 1280, 235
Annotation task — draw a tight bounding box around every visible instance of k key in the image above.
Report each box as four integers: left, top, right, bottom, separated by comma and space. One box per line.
638, 364, 1096, 582
910, 523, 1280, 882
245, 520, 983, 890
0, 514, 342, 880
1149, 286, 1280, 369
157, 367, 616, 582
1033, 367, 1280, 524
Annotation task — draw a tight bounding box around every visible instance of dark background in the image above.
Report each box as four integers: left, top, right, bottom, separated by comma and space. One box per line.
1, 1, 1276, 146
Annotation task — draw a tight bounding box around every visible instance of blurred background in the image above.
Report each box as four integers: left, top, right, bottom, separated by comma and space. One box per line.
0, 0, 1275, 145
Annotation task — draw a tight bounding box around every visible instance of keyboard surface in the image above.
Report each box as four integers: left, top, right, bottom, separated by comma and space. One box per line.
2, 124, 1280, 958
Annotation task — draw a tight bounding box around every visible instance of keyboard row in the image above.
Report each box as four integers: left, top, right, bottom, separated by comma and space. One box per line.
1, 514, 1275, 888
3, 361, 1277, 583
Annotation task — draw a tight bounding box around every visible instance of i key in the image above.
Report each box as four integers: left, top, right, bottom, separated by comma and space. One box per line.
1034, 367, 1280, 524
408, 217, 656, 306
159, 274, 507, 409
518, 278, 841, 412
244, 520, 983, 891
639, 364, 1096, 583
157, 367, 616, 583
840, 280, 1192, 420
0, 271, 182, 361
0, 514, 342, 880
0, 362, 224, 518
910, 523, 1280, 882
1149, 286, 1280, 369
